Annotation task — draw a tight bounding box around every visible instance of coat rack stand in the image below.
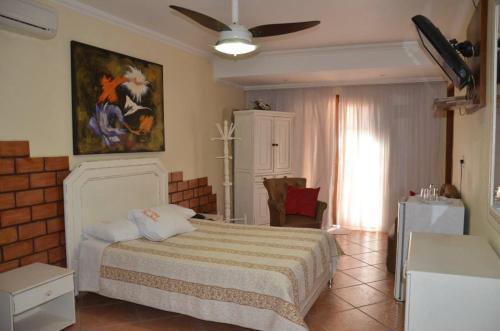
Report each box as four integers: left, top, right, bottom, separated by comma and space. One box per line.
212, 120, 246, 223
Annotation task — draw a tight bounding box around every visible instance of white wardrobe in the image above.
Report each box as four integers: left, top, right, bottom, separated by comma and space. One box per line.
233, 110, 294, 225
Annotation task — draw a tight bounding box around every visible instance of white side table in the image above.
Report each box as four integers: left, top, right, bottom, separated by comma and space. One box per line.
0, 263, 75, 331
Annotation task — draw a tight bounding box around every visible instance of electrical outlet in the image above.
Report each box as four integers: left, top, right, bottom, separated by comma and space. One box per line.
460, 158, 465, 165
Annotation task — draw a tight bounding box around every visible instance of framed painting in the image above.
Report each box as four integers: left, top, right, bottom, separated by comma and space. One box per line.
71, 41, 165, 155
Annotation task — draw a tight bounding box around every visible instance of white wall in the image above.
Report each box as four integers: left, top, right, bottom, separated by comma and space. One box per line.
0, 1, 245, 213
452, 1, 500, 254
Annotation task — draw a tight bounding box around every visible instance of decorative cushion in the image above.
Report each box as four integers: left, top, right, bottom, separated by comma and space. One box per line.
128, 205, 195, 241
168, 204, 197, 219
285, 185, 320, 218
83, 218, 142, 243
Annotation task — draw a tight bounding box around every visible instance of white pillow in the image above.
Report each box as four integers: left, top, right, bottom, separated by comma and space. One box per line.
168, 204, 196, 219
83, 219, 142, 243
128, 205, 195, 241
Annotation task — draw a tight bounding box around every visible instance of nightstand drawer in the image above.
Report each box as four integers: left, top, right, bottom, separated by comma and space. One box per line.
13, 274, 73, 314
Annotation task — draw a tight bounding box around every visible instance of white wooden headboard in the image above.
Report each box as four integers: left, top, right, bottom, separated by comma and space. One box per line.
63, 158, 167, 273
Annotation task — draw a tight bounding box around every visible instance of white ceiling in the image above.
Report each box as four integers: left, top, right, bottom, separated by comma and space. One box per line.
66, 0, 475, 88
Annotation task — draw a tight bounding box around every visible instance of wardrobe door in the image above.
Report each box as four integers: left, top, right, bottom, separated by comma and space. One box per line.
273, 116, 292, 174
254, 116, 274, 174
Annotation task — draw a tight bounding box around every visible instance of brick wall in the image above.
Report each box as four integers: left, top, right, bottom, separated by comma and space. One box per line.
168, 171, 217, 214
0, 141, 68, 273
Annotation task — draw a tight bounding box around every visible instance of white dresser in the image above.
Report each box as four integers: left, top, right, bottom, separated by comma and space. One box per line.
405, 233, 500, 331
0, 263, 75, 331
234, 110, 294, 225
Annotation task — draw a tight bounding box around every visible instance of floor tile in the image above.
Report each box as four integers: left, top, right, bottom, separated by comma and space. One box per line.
305, 309, 390, 331
336, 255, 369, 270
332, 271, 362, 288
367, 278, 395, 297
342, 265, 391, 283
360, 240, 388, 252
372, 263, 390, 272
334, 284, 389, 307
338, 242, 373, 255
360, 300, 405, 331
309, 289, 354, 313
351, 252, 387, 265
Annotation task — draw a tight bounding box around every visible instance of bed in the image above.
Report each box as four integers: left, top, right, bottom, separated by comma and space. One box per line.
64, 158, 340, 331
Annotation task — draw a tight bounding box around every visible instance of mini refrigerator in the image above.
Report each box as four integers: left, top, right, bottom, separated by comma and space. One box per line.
394, 196, 464, 301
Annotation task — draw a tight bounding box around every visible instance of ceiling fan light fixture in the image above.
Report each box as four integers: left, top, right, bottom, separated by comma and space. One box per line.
214, 38, 257, 56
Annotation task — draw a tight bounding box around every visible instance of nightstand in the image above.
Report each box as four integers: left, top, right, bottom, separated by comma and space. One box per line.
0, 263, 75, 331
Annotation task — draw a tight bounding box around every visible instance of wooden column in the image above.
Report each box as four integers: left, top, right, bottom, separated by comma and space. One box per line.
332, 95, 340, 224
445, 84, 454, 184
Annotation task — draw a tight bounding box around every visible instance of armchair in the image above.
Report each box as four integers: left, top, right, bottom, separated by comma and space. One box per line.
263, 177, 326, 229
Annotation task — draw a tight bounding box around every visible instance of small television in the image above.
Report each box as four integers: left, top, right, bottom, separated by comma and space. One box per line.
412, 15, 473, 90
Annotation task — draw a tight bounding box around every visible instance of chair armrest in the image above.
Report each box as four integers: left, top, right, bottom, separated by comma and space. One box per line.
315, 201, 327, 224
268, 200, 286, 226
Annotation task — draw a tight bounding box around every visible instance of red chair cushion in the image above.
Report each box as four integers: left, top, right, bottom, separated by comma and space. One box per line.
285, 186, 320, 218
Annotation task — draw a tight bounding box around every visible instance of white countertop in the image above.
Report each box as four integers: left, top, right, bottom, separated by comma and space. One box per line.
407, 233, 500, 279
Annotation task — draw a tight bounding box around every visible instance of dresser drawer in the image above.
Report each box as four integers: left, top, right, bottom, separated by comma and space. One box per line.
13, 274, 73, 314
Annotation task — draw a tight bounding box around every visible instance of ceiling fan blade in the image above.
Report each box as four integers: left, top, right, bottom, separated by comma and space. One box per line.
249, 21, 320, 37
170, 5, 231, 32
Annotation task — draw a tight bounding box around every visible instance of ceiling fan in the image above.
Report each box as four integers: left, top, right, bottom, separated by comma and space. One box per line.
170, 0, 320, 56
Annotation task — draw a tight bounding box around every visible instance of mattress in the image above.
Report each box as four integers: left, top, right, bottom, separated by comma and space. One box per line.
81, 220, 340, 331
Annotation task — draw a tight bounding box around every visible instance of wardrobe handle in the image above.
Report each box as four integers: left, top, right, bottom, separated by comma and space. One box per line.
272, 143, 279, 147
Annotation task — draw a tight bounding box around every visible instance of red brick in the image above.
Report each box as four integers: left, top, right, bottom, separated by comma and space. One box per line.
193, 188, 201, 197
20, 251, 48, 266
56, 170, 70, 185
44, 157, 69, 171
57, 201, 64, 216
188, 179, 198, 189
0, 260, 19, 272
209, 194, 217, 203
32, 203, 57, 220
44, 187, 63, 202
177, 181, 188, 191
47, 217, 64, 233
199, 195, 209, 205
170, 192, 183, 203
204, 186, 213, 195
1, 207, 31, 226
18, 221, 46, 240
30, 172, 56, 188
15, 158, 44, 173
0, 159, 14, 175
209, 202, 217, 213
168, 183, 177, 194
3, 240, 33, 260
34, 233, 59, 252
53, 260, 66, 267
170, 171, 183, 183
0, 193, 15, 210
60, 231, 65, 244
198, 177, 208, 187
15, 189, 44, 207
48, 246, 65, 263
0, 175, 29, 192
183, 190, 194, 200
168, 173, 172, 183
178, 200, 190, 208
0, 227, 17, 245
189, 198, 200, 208
0, 141, 29, 157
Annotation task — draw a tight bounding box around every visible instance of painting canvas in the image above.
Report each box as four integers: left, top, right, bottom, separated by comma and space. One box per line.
71, 41, 165, 155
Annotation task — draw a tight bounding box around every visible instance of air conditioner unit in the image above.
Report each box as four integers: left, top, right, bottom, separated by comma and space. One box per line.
0, 0, 58, 39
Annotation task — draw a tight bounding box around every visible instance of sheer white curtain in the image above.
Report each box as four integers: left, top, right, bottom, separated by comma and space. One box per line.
337, 82, 446, 232
246, 88, 337, 228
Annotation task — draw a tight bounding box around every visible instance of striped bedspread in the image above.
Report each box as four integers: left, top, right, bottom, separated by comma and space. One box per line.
98, 220, 340, 331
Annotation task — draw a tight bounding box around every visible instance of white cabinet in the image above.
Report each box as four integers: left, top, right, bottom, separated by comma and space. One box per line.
234, 110, 294, 225
405, 233, 500, 331
0, 263, 76, 331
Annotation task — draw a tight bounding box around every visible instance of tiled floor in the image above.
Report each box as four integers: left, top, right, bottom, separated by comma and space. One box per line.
66, 230, 404, 331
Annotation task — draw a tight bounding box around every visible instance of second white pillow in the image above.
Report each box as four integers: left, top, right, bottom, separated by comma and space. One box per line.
129, 205, 195, 241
